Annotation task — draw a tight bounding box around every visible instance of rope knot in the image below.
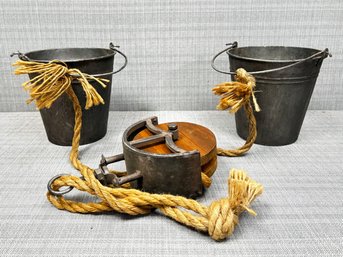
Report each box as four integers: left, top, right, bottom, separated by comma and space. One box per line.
12, 60, 109, 110
212, 68, 260, 113
208, 198, 237, 241
206, 169, 263, 241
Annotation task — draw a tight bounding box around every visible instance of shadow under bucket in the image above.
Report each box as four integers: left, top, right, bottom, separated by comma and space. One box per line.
212, 42, 330, 146
15, 43, 127, 146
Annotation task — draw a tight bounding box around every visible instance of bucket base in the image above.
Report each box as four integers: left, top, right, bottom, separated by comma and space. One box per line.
45, 131, 107, 146
235, 108, 302, 146
236, 128, 298, 146
39, 87, 110, 146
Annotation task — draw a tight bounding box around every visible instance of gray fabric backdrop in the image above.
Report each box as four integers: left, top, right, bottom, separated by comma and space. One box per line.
1, 0, 342, 112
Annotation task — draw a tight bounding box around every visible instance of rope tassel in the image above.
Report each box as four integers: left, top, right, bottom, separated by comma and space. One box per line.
12, 60, 108, 110
213, 68, 260, 113
212, 68, 260, 157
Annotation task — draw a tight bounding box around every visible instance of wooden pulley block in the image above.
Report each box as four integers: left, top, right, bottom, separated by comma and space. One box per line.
133, 121, 217, 179
94, 117, 217, 198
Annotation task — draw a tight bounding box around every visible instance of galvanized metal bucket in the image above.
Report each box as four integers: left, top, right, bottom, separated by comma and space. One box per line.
212, 42, 330, 146
16, 43, 127, 146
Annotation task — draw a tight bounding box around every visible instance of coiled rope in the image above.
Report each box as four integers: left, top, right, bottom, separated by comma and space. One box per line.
13, 60, 263, 241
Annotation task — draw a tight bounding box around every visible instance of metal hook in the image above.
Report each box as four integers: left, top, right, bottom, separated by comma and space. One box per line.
109, 42, 120, 49
324, 48, 332, 58
10, 51, 29, 61
47, 174, 74, 196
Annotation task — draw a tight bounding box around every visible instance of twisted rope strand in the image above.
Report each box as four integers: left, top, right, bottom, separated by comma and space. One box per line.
13, 60, 108, 109
13, 60, 263, 241
213, 68, 260, 157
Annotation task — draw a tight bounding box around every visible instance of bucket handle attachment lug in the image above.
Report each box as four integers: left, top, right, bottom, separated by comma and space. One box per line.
10, 51, 29, 61
10, 42, 128, 78
211, 41, 331, 75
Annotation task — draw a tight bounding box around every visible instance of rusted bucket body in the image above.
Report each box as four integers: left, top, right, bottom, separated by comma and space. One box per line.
212, 42, 330, 146
18, 45, 127, 146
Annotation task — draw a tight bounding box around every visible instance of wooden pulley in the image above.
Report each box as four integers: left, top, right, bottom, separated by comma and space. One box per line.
94, 117, 217, 198
134, 121, 217, 179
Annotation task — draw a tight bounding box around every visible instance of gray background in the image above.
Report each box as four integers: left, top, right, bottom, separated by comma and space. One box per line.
1, 1, 342, 256
1, 0, 342, 112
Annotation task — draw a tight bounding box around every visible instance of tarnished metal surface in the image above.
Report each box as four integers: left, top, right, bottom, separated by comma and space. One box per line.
16, 43, 127, 146
97, 116, 203, 198
212, 42, 330, 146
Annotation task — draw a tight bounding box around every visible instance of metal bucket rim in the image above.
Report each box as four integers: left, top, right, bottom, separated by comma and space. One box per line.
22, 47, 116, 63
227, 46, 322, 63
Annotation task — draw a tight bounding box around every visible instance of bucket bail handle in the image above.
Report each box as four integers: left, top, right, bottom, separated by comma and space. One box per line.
98, 42, 128, 76
10, 42, 128, 77
71, 42, 128, 77
211, 42, 331, 75
211, 42, 238, 75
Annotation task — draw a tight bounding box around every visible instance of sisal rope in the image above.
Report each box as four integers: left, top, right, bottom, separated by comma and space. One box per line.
13, 60, 109, 110
13, 60, 263, 241
212, 68, 261, 157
